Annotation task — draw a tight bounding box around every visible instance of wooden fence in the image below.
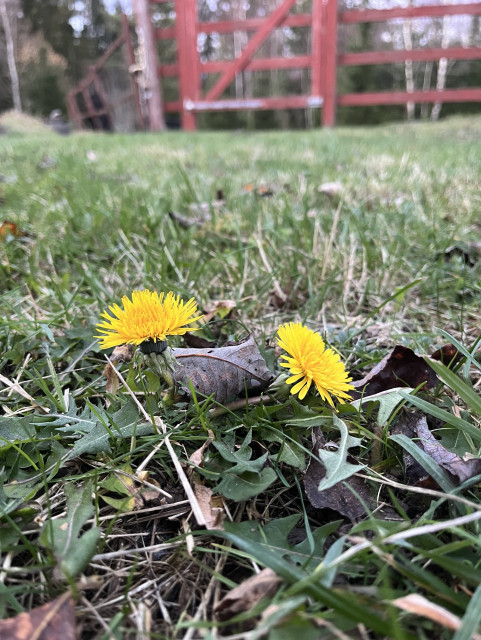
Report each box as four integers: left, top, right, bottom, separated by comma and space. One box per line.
133, 0, 481, 130
67, 15, 144, 131
69, 1, 481, 130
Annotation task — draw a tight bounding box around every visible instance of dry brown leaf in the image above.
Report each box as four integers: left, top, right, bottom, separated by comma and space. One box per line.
0, 220, 27, 241
394, 412, 481, 486
102, 344, 135, 395
193, 483, 224, 530
352, 346, 438, 398
188, 436, 213, 468
173, 335, 273, 403
317, 181, 343, 197
168, 210, 203, 228
392, 593, 481, 638
215, 568, 282, 622
202, 299, 236, 324
0, 592, 75, 640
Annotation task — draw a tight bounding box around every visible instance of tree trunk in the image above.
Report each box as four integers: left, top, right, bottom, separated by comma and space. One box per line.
431, 14, 450, 121
420, 61, 433, 119
0, 0, 21, 111
402, 17, 415, 120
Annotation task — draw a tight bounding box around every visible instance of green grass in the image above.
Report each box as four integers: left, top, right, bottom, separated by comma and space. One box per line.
1, 115, 481, 639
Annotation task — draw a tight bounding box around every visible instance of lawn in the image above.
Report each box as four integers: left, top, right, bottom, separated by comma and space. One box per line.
1, 113, 481, 639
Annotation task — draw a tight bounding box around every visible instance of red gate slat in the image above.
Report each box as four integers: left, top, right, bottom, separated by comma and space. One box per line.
340, 47, 481, 66
341, 2, 481, 24
339, 88, 481, 106
204, 0, 299, 102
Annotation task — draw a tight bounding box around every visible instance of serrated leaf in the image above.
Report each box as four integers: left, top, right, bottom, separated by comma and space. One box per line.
216, 467, 277, 500
0, 416, 36, 449
223, 515, 340, 573
40, 481, 99, 579
68, 400, 153, 458
224, 514, 301, 549
351, 387, 410, 427
317, 414, 365, 491
212, 429, 269, 474
261, 429, 306, 470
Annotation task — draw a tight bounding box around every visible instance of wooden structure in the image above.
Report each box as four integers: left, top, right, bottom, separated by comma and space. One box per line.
68, 1, 481, 130
67, 14, 144, 131
134, 0, 481, 130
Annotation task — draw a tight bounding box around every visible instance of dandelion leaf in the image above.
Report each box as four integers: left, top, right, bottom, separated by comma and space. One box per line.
304, 423, 370, 520
40, 481, 99, 579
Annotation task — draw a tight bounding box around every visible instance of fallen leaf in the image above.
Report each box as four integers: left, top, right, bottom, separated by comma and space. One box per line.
431, 343, 462, 366
168, 210, 202, 229
188, 436, 213, 468
317, 181, 343, 197
242, 183, 273, 197
215, 568, 282, 622
183, 332, 215, 348
202, 299, 236, 324
0, 592, 75, 640
193, 483, 224, 529
392, 593, 481, 638
110, 343, 135, 365
102, 344, 135, 395
440, 241, 481, 267
352, 346, 438, 398
173, 335, 273, 403
304, 428, 370, 520
393, 411, 481, 486
0, 220, 27, 241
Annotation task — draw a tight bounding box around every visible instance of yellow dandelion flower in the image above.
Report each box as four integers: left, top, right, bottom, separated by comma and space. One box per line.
276, 322, 354, 405
96, 290, 202, 350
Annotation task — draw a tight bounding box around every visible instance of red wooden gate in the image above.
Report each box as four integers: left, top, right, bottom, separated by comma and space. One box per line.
135, 0, 481, 130
67, 15, 144, 131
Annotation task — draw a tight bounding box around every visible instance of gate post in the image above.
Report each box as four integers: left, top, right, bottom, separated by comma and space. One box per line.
311, 0, 323, 107
133, 0, 165, 131
177, 0, 199, 131
321, 0, 338, 127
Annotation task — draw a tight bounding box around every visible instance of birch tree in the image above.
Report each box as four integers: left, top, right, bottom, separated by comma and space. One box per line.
431, 12, 450, 121
0, 0, 21, 111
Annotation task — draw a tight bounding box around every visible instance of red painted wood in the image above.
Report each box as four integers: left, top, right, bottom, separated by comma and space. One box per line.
202, 56, 312, 73
311, 0, 323, 99
144, 0, 481, 129
158, 63, 179, 77
197, 14, 312, 34
185, 95, 314, 111
176, 0, 199, 129
339, 88, 481, 106
340, 46, 481, 66
155, 26, 176, 40
205, 0, 299, 102
322, 0, 338, 127
164, 100, 181, 112
340, 3, 481, 24
159, 56, 312, 77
